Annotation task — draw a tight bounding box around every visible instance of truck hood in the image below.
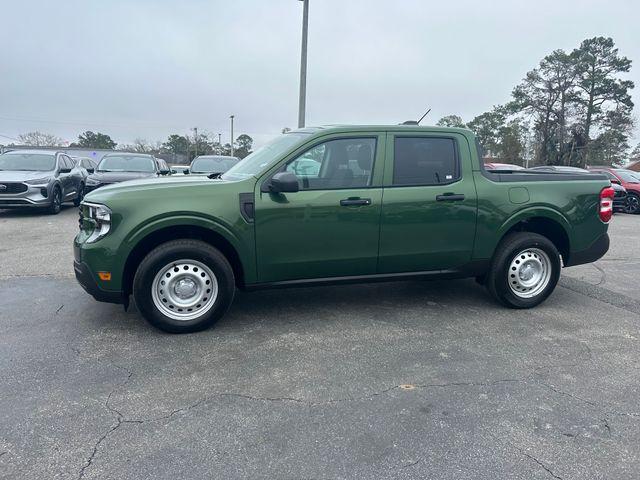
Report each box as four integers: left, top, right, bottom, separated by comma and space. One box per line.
84, 174, 243, 203
0, 170, 55, 182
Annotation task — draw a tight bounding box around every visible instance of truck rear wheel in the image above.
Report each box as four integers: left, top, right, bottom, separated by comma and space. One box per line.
486, 232, 561, 309
133, 240, 235, 333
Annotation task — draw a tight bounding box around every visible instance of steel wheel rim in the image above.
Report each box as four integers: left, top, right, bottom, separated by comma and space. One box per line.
507, 248, 552, 299
151, 259, 218, 321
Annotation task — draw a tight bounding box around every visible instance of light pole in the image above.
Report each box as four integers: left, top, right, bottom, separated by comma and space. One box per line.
298, 0, 309, 128
192, 127, 198, 158
229, 115, 235, 158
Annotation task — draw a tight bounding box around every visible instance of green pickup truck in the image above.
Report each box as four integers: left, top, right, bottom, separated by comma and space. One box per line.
74, 125, 614, 333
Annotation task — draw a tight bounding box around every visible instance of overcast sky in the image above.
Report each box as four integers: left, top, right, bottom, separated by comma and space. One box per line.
0, 0, 638, 148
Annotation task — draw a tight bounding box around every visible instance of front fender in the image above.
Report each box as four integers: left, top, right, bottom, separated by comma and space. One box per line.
125, 213, 244, 251
115, 212, 255, 284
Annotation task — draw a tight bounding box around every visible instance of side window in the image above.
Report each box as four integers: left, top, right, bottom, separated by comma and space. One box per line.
59, 155, 70, 170
284, 137, 376, 190
393, 137, 459, 186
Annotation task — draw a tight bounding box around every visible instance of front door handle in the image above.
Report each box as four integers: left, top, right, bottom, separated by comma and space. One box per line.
436, 193, 465, 202
340, 197, 371, 207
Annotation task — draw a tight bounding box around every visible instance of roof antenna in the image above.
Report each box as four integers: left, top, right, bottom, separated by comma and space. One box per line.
401, 108, 431, 125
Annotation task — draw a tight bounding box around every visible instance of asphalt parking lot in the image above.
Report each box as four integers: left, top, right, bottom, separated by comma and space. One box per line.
1, 207, 639, 479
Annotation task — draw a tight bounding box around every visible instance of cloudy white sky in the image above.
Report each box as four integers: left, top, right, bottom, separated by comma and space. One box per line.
0, 0, 638, 148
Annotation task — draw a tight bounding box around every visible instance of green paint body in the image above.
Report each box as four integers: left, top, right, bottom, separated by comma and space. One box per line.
74, 126, 609, 297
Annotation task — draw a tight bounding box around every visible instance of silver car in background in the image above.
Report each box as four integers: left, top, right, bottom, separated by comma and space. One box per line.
183, 155, 239, 175
0, 150, 84, 214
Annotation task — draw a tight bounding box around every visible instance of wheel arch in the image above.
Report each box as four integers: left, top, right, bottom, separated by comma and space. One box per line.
122, 223, 247, 296
496, 209, 571, 265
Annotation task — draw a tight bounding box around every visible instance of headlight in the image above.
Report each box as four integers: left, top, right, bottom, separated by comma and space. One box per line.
24, 177, 52, 185
85, 177, 101, 186
83, 202, 112, 243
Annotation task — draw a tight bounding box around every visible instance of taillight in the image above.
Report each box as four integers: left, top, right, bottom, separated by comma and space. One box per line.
599, 186, 615, 223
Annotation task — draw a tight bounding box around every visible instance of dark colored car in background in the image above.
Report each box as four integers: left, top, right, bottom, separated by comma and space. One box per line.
0, 150, 84, 214
84, 153, 171, 194
588, 167, 640, 214
184, 155, 240, 175
530, 165, 628, 212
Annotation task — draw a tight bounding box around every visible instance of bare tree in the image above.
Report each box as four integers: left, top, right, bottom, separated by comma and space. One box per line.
17, 131, 64, 147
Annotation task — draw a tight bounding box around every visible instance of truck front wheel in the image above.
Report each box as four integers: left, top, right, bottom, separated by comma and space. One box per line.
133, 240, 235, 333
486, 232, 561, 309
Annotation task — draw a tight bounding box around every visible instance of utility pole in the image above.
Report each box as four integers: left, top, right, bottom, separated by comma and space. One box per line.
229, 115, 235, 158
298, 0, 309, 128
192, 127, 198, 158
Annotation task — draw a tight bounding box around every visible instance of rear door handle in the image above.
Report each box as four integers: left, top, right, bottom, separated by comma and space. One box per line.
340, 197, 371, 207
436, 193, 465, 202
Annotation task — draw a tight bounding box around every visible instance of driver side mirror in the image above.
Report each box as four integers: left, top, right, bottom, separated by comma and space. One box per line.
269, 172, 299, 193
59, 167, 72, 174
86, 168, 95, 174
159, 169, 170, 175
611, 178, 621, 185
183, 169, 190, 175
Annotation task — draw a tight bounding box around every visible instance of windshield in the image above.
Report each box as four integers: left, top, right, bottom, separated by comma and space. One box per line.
191, 156, 238, 174
615, 169, 640, 183
0, 153, 56, 171
97, 155, 156, 173
221, 133, 310, 180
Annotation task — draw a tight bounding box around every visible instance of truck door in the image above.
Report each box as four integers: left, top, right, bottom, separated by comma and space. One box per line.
254, 133, 385, 283
377, 132, 477, 273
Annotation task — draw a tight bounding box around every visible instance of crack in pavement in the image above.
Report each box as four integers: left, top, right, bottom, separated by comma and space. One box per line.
518, 450, 563, 480
78, 368, 134, 480
485, 430, 564, 480
74, 371, 636, 478
537, 381, 599, 408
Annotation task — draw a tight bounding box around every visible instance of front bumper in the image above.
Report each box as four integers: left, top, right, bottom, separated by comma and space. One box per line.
0, 183, 51, 208
74, 259, 124, 304
565, 233, 609, 267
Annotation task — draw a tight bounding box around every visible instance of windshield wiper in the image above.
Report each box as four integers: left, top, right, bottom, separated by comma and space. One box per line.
207, 172, 223, 179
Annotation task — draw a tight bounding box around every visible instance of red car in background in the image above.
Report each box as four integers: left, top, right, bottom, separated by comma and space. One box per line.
588, 167, 640, 214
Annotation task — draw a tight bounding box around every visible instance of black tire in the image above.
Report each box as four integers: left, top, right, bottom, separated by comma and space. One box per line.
625, 193, 640, 214
73, 184, 84, 207
47, 186, 62, 215
133, 239, 235, 333
486, 232, 561, 309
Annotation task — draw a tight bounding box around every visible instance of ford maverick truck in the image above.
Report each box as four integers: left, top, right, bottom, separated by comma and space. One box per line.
74, 126, 613, 333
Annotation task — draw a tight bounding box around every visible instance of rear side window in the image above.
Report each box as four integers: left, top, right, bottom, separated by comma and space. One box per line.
393, 137, 459, 186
